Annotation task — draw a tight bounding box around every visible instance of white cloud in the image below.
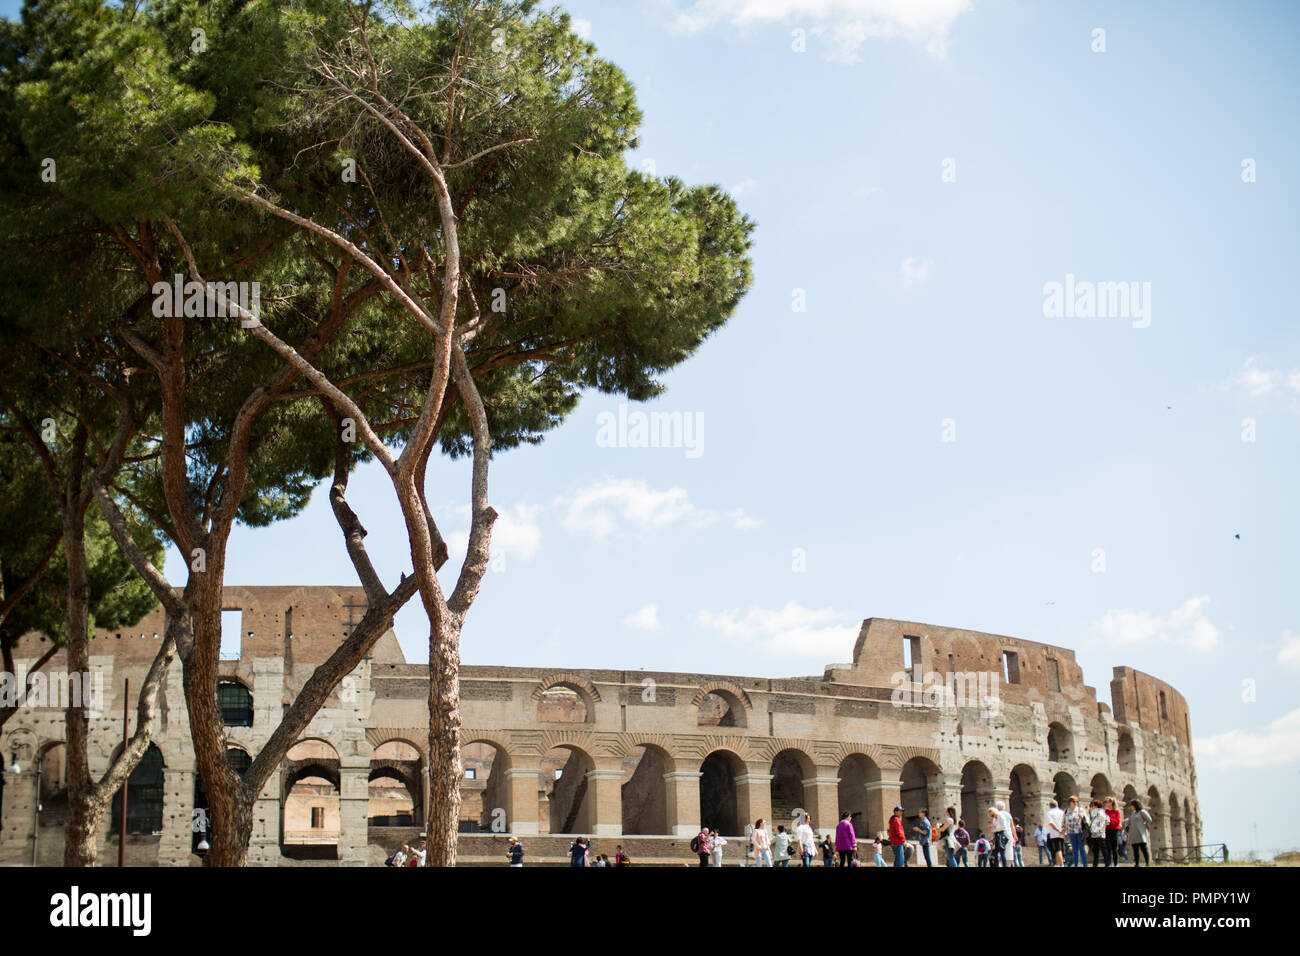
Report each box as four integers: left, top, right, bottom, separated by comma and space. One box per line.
623, 603, 662, 632
697, 600, 859, 656
1091, 596, 1220, 653
1278, 629, 1300, 670
446, 503, 541, 562
669, 0, 974, 61
561, 478, 760, 538
900, 256, 935, 289
571, 17, 592, 40
730, 176, 759, 197
1222, 356, 1300, 403
1196, 708, 1300, 770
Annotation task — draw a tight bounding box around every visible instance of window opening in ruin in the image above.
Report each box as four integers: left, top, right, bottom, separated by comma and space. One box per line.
464, 768, 476, 779
220, 609, 242, 661
903, 635, 920, 679
311, 807, 324, 828
1159, 691, 1168, 719
1046, 657, 1061, 692
218, 680, 254, 727
1001, 650, 1020, 684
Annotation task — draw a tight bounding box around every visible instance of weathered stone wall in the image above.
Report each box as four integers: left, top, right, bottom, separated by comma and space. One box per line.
0, 590, 1201, 865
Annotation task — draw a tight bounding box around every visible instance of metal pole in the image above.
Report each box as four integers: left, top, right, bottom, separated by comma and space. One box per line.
119, 677, 129, 867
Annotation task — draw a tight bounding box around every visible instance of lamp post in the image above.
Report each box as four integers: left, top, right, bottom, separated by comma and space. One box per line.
119, 678, 129, 867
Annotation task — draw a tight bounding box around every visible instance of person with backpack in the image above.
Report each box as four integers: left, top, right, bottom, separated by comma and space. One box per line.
506, 837, 525, 867
834, 811, 857, 868
773, 825, 793, 866
954, 819, 971, 867
1087, 800, 1109, 866
975, 833, 991, 867
692, 826, 712, 866
1125, 800, 1153, 866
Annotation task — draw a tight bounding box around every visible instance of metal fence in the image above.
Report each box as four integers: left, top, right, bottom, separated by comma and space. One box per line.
1154, 843, 1228, 864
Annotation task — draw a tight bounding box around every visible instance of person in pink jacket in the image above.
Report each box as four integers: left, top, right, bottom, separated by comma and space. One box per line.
834, 812, 857, 868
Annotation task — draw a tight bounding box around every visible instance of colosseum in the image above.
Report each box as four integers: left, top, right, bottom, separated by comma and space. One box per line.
0, 586, 1201, 865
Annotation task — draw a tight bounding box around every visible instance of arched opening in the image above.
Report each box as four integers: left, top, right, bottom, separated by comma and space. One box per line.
961, 760, 995, 837
1047, 722, 1072, 762
282, 739, 340, 860
34, 742, 68, 863
697, 690, 745, 728
193, 746, 251, 854
1090, 773, 1113, 801
110, 742, 165, 836
1009, 764, 1038, 832
1117, 731, 1136, 773
541, 745, 595, 835
460, 740, 511, 833
621, 744, 672, 835
899, 756, 942, 837
217, 679, 253, 728
699, 749, 744, 836
838, 753, 883, 837
368, 741, 422, 829
770, 749, 814, 827
537, 684, 590, 723
1052, 771, 1078, 807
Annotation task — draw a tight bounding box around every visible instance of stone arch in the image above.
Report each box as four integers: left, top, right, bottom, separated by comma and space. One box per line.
282, 739, 341, 859
1047, 722, 1072, 762
838, 752, 884, 837
769, 748, 815, 826
1090, 773, 1113, 800
108, 740, 166, 838
692, 681, 752, 728
961, 760, 996, 836
1052, 771, 1078, 807
461, 737, 512, 834
541, 743, 597, 834
700, 748, 745, 836
1117, 730, 1136, 773
369, 740, 423, 828
531, 673, 601, 706
1009, 764, 1038, 828
217, 677, 253, 727
899, 755, 943, 834
621, 742, 674, 835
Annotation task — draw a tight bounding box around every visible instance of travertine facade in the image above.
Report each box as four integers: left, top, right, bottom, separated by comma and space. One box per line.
0, 587, 1201, 865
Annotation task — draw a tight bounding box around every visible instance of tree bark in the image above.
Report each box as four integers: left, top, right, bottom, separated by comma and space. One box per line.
426, 614, 462, 866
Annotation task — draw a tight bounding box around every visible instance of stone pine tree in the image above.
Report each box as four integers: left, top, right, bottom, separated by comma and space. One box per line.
204, 0, 754, 864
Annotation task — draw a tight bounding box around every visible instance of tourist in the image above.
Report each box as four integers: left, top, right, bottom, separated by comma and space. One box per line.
954, 819, 971, 867
835, 811, 857, 868
507, 837, 524, 867
1125, 800, 1153, 867
1065, 796, 1087, 867
1034, 822, 1048, 864
795, 814, 816, 867
888, 805, 907, 867
1104, 797, 1122, 864
615, 845, 631, 866
773, 825, 792, 866
1045, 800, 1066, 866
693, 826, 712, 867
710, 829, 727, 867
872, 832, 886, 867
1013, 818, 1025, 867
392, 843, 410, 867
570, 837, 589, 867
938, 806, 958, 867
752, 819, 772, 867
975, 833, 990, 867
1087, 800, 1108, 867
820, 833, 835, 867
910, 808, 934, 867
411, 841, 427, 867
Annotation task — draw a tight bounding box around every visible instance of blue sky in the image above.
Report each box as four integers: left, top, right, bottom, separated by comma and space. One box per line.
7, 0, 1297, 858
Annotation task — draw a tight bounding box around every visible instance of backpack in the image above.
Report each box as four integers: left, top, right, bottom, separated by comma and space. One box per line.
690, 835, 700, 853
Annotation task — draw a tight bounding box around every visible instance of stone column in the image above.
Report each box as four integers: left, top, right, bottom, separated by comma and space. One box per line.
802, 772, 840, 836
585, 766, 624, 838
0, 766, 36, 862
504, 766, 540, 835
865, 777, 902, 838
934, 772, 964, 823
337, 764, 370, 865
157, 766, 196, 866
663, 768, 702, 837
247, 771, 283, 866
736, 768, 773, 832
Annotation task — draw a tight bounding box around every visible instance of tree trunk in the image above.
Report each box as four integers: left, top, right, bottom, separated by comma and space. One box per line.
63, 795, 107, 868
61, 493, 97, 867
426, 616, 462, 866
185, 586, 251, 866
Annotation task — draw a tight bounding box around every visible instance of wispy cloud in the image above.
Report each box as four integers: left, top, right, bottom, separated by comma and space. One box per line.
561, 478, 760, 538
1196, 708, 1300, 770
668, 0, 974, 61
445, 503, 542, 562
1221, 356, 1300, 405
697, 600, 859, 656
901, 256, 935, 289
623, 603, 663, 632
1091, 596, 1220, 653
1278, 629, 1300, 670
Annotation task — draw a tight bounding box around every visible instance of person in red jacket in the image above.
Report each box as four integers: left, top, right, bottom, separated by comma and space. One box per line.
888, 805, 908, 867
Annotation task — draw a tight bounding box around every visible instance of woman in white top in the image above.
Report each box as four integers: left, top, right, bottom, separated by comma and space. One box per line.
751, 819, 772, 867
710, 830, 728, 867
